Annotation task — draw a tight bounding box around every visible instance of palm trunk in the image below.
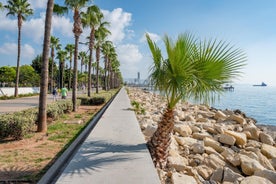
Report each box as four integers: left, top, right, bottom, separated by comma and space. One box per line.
147, 108, 174, 169
88, 49, 93, 96
37, 0, 54, 132
14, 17, 22, 97
69, 59, 72, 90
72, 37, 79, 112
96, 47, 100, 94
61, 61, 64, 88
104, 56, 108, 90
72, 9, 82, 112
51, 47, 54, 92
108, 59, 111, 90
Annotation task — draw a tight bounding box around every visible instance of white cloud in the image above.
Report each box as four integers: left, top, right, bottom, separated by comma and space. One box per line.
102, 8, 132, 43
117, 44, 143, 78
29, 0, 48, 9
0, 12, 17, 31
0, 11, 44, 43
24, 15, 45, 43
0, 43, 35, 58
52, 15, 73, 38
22, 44, 35, 58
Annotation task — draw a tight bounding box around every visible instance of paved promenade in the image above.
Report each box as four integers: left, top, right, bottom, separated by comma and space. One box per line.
54, 87, 160, 184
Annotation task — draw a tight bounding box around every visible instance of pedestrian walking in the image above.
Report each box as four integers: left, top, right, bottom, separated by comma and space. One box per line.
61, 87, 68, 99
52, 87, 58, 101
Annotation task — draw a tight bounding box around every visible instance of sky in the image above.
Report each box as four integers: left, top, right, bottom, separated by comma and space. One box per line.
1, 0, 276, 86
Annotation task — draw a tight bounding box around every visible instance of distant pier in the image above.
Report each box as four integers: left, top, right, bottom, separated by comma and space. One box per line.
223, 85, 234, 91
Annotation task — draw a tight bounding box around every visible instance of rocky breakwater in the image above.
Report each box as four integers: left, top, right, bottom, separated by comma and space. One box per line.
128, 88, 276, 184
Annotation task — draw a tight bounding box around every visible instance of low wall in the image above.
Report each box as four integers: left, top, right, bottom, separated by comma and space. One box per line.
0, 87, 40, 97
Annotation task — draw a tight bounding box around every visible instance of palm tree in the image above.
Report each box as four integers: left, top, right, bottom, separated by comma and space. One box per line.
0, 2, 3, 9
102, 41, 116, 90
65, 44, 74, 90
110, 54, 119, 89
146, 33, 246, 169
81, 5, 102, 96
37, 0, 54, 133
56, 50, 67, 88
4, 0, 33, 97
64, 0, 91, 111
78, 51, 87, 74
94, 21, 110, 93
50, 36, 61, 92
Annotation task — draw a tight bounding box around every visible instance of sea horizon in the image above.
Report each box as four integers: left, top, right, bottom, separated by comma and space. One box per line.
210, 84, 276, 126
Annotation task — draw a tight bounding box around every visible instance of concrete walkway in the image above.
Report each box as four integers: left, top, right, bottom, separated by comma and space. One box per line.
54, 87, 160, 184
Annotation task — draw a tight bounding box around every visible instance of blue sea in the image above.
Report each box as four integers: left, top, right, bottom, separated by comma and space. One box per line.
210, 84, 276, 126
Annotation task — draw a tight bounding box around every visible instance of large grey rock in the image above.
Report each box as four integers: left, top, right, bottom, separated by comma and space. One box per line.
196, 165, 213, 180
219, 133, 236, 145
210, 167, 223, 183
204, 154, 226, 170
221, 148, 240, 166
224, 130, 247, 146
259, 132, 274, 145
174, 136, 199, 147
214, 110, 227, 120
204, 137, 224, 153
171, 172, 197, 184
174, 124, 192, 137
243, 125, 260, 141
271, 158, 276, 170
143, 124, 157, 137
223, 167, 244, 183
168, 150, 189, 172
254, 169, 276, 184
229, 114, 246, 124
192, 143, 205, 154
240, 176, 273, 184
193, 132, 212, 140
261, 143, 276, 159
240, 155, 265, 175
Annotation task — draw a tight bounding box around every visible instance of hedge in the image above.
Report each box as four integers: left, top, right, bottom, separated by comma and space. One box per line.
0, 99, 80, 140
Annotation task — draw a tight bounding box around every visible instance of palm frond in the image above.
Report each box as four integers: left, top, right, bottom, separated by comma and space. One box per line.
146, 32, 247, 108
53, 4, 68, 16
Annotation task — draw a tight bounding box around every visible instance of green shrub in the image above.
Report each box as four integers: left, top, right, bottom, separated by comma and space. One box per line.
0, 99, 81, 140
78, 96, 105, 105
0, 112, 35, 140
131, 100, 146, 115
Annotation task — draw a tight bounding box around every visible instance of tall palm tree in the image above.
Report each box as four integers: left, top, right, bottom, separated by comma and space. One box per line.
146, 33, 246, 169
110, 57, 120, 89
81, 5, 102, 96
50, 36, 61, 92
37, 0, 54, 133
94, 21, 110, 93
102, 40, 116, 91
0, 2, 3, 9
4, 0, 33, 97
65, 44, 74, 90
64, 0, 91, 111
56, 50, 67, 88
78, 51, 87, 74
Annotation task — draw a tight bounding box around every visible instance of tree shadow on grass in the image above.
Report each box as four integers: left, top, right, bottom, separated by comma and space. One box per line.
59, 139, 150, 178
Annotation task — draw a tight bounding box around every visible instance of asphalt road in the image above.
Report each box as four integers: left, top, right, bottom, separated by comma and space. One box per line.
0, 93, 72, 114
